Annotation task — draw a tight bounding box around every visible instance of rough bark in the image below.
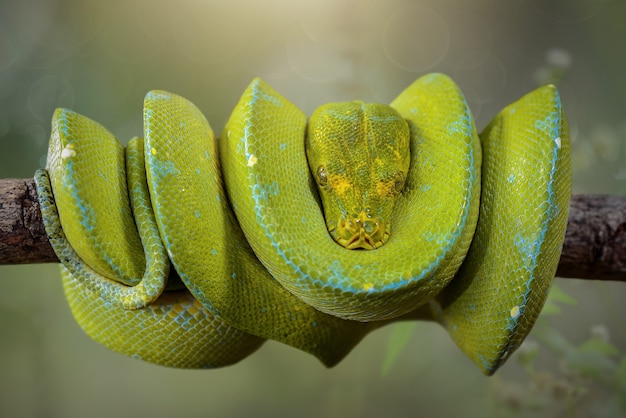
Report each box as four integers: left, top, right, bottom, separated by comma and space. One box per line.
556, 194, 626, 281
1, 178, 625, 282
0, 178, 57, 264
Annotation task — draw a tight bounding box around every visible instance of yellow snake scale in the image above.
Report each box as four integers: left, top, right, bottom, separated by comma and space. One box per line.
33, 73, 571, 375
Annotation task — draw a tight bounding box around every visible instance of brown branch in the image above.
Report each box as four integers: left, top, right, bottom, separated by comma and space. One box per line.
0, 178, 57, 264
1, 178, 625, 282
556, 194, 626, 281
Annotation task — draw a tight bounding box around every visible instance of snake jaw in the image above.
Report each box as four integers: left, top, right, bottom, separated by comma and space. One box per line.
329, 212, 389, 250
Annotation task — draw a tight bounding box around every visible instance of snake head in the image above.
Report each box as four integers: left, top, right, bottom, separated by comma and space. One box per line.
306, 101, 410, 250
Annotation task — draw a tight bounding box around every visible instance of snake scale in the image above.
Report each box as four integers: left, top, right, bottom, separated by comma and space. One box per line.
34, 73, 571, 375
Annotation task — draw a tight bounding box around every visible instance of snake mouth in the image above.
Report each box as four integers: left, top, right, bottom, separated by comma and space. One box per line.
328, 214, 389, 250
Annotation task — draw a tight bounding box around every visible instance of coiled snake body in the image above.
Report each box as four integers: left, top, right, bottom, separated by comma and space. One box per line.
34, 74, 571, 375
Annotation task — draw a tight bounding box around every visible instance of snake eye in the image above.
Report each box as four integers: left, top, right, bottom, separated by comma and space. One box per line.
317, 165, 328, 186
393, 171, 405, 194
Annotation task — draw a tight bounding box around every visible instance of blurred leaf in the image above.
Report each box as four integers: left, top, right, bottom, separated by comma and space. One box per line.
381, 322, 416, 376
541, 284, 577, 317
533, 321, 575, 354
548, 284, 578, 305
578, 338, 620, 357
567, 349, 616, 378
540, 303, 562, 316
535, 320, 618, 378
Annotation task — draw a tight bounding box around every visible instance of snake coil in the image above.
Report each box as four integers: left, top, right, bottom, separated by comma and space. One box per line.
34, 74, 570, 375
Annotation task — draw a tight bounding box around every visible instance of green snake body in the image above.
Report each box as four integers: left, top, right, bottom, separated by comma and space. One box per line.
34, 73, 571, 375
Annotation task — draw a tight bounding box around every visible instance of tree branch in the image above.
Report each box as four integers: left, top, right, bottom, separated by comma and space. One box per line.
0, 178, 57, 264
1, 178, 624, 282
556, 194, 625, 281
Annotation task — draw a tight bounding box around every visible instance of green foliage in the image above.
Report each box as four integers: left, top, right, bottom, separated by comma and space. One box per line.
380, 322, 416, 376
494, 284, 626, 417
380, 284, 625, 417
378, 281, 625, 415
540, 283, 577, 316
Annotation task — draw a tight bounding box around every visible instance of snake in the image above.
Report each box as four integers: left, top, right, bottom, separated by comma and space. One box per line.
33, 73, 571, 375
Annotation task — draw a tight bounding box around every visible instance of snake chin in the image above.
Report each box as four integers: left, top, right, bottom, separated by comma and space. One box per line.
328, 214, 389, 250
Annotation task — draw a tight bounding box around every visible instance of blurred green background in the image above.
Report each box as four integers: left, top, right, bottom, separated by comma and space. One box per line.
1, 0, 625, 417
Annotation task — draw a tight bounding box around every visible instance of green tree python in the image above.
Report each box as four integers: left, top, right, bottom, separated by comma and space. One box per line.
33, 73, 571, 375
